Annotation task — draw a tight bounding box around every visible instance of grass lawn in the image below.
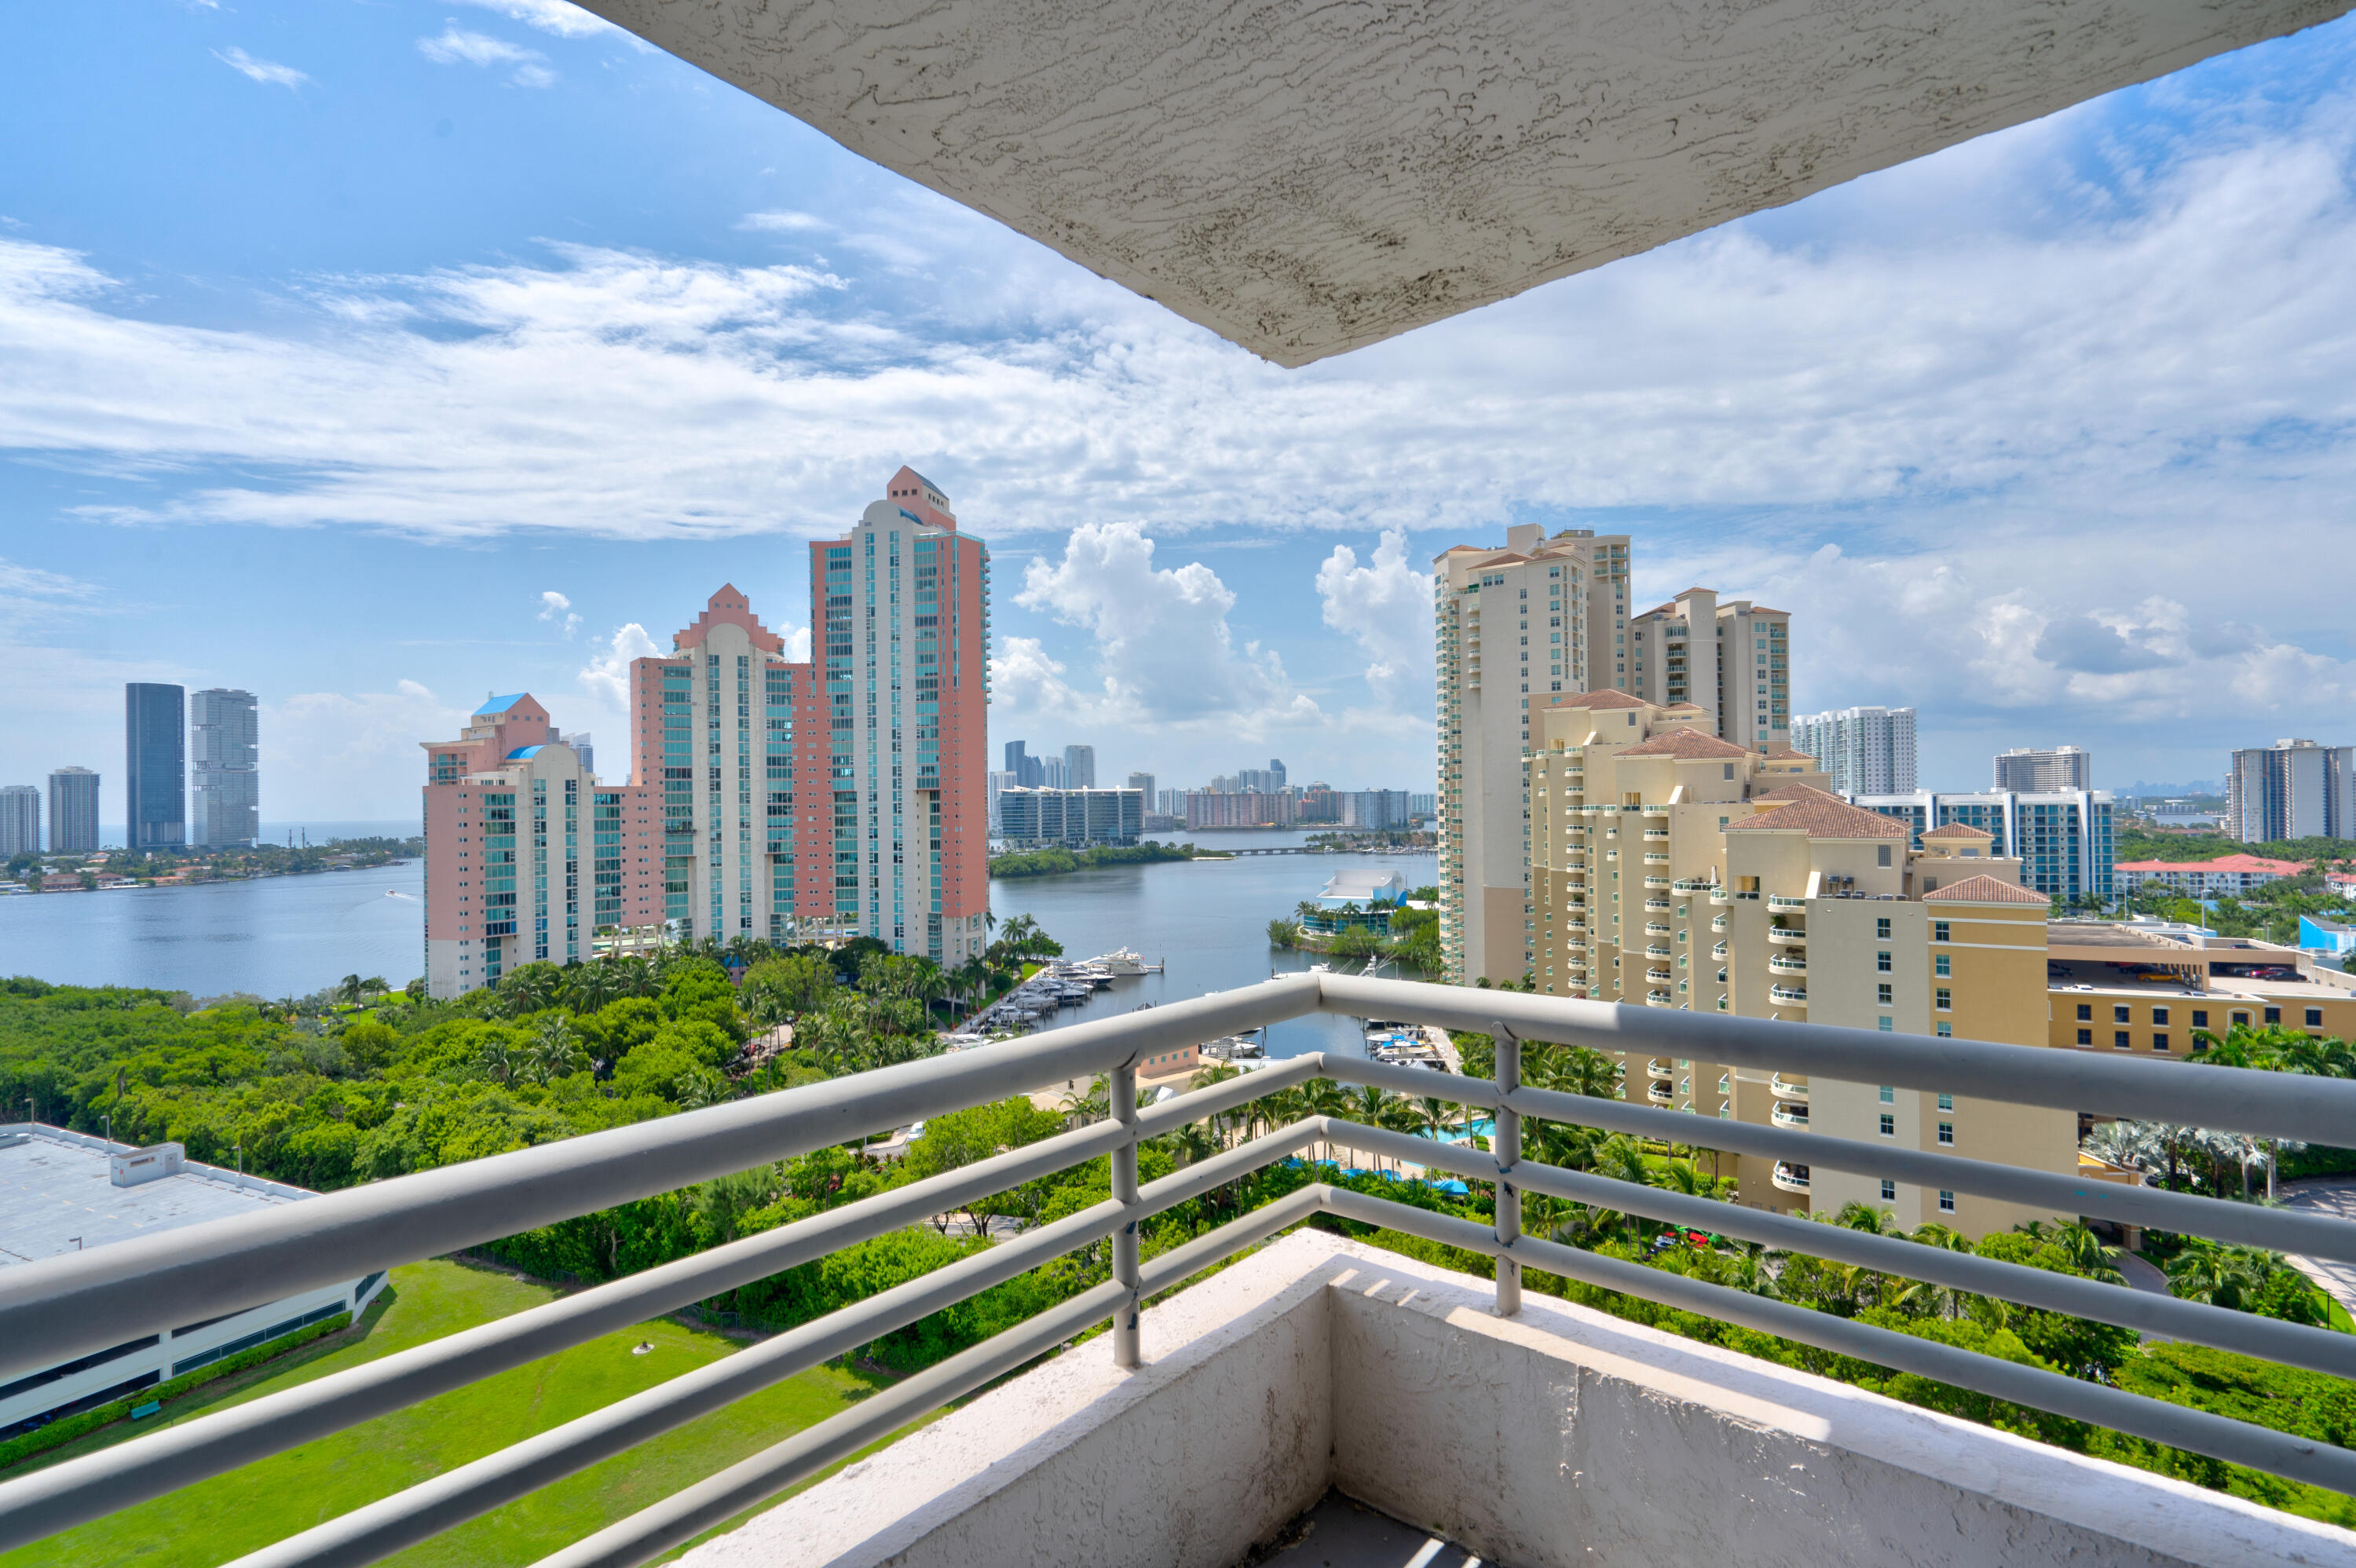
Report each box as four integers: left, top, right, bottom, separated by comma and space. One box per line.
0, 1259, 899, 1568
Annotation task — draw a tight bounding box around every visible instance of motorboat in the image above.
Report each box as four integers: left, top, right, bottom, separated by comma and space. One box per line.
1092, 948, 1162, 975
1199, 1032, 1267, 1062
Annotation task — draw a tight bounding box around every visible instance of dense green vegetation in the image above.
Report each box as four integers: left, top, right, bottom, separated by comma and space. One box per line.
986, 841, 1198, 878
2114, 828, 2352, 866
3, 835, 422, 890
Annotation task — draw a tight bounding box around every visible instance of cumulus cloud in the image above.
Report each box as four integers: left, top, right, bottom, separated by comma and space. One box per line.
2, 82, 2349, 555
212, 46, 309, 90
2033, 613, 2180, 675
1012, 523, 1322, 734
266, 680, 465, 817
536, 589, 581, 637
579, 622, 660, 711
1315, 528, 1429, 709
417, 27, 554, 87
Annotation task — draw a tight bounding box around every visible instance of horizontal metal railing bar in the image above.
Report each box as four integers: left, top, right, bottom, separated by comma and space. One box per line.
1319, 1118, 2356, 1382
0, 974, 1322, 1381
1134, 1052, 1323, 1138
1319, 1188, 2356, 1497
531, 1187, 1332, 1568
533, 1280, 1134, 1568
1317, 1054, 2356, 1265
1315, 974, 2356, 1146
219, 1197, 1132, 1568
217, 1120, 1326, 1568
0, 1114, 1132, 1551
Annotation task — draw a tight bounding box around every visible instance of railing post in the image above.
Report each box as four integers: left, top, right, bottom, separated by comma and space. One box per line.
1110, 1062, 1143, 1367
1491, 1022, 1522, 1318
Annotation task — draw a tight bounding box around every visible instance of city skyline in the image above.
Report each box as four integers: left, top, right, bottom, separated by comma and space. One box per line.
2, 6, 2354, 817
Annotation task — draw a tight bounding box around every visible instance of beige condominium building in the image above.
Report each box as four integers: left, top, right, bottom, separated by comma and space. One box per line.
1529, 692, 2085, 1239
1435, 525, 1630, 984
1626, 587, 1793, 751
1718, 813, 2080, 1237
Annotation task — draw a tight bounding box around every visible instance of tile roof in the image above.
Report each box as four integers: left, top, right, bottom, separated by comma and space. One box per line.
1922, 823, 1995, 840
1922, 874, 2050, 905
2114, 854, 2304, 875
1748, 783, 1846, 805
1725, 797, 1909, 839
1618, 729, 1751, 759
1550, 689, 1647, 711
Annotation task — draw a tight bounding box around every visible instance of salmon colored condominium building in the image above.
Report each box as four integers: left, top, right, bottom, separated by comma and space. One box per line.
419, 467, 990, 1000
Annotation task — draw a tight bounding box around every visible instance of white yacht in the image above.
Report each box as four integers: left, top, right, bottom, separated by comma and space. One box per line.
1092, 948, 1162, 975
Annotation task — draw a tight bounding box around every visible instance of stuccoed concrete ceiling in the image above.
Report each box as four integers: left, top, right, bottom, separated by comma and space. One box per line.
585, 0, 2351, 367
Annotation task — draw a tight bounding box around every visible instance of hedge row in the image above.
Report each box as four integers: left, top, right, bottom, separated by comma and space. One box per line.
0, 1310, 354, 1473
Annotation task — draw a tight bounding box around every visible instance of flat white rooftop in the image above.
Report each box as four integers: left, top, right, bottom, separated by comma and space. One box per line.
0, 1126, 305, 1270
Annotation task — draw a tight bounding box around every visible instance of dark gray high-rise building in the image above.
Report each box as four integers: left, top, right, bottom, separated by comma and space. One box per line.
0, 786, 38, 858
48, 767, 99, 853
126, 682, 186, 850
191, 688, 260, 847
1002, 740, 1044, 788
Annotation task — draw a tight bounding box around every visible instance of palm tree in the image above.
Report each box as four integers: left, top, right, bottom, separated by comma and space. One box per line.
478, 1036, 517, 1087
527, 1014, 585, 1084
338, 974, 365, 1006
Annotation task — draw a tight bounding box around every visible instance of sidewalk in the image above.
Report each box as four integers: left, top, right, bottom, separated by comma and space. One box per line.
2281, 1176, 2356, 1316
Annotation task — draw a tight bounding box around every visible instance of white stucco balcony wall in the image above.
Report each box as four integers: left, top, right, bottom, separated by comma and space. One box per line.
679, 1232, 2355, 1568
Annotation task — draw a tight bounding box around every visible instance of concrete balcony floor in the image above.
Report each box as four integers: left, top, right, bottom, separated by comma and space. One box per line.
675, 1234, 2351, 1568
1249, 1493, 1480, 1568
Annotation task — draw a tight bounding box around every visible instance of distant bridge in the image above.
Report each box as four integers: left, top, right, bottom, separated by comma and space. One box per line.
1204, 846, 1317, 857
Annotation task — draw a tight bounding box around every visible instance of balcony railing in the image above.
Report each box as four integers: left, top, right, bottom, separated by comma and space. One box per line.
1770, 985, 1810, 1007
5, 972, 2356, 1566
1768, 894, 1807, 912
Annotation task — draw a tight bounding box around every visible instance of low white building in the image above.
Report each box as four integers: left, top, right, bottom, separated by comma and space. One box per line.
1318, 868, 1407, 910
0, 1125, 388, 1439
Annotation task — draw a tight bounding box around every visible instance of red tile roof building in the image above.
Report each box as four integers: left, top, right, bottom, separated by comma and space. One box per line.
2115, 853, 2307, 897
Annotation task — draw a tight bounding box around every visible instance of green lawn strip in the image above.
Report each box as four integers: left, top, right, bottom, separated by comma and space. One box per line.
0, 1260, 894, 1568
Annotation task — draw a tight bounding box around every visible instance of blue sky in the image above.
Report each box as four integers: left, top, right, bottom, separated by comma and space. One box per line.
3, 2, 2354, 821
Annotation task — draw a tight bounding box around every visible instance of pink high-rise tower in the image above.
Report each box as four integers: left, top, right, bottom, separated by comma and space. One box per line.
419, 467, 990, 998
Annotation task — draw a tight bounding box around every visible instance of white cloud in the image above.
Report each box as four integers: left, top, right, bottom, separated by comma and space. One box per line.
265, 681, 465, 818
1315, 528, 1429, 709
416, 27, 554, 87
739, 211, 830, 234
1012, 522, 1323, 735
580, 621, 660, 711
455, 0, 616, 38
536, 589, 581, 637
211, 46, 309, 90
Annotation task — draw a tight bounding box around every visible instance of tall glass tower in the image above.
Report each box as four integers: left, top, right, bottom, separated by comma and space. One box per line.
191, 689, 260, 847
125, 683, 185, 850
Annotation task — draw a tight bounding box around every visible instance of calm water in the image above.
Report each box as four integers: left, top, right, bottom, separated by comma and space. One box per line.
991, 832, 1439, 1060
0, 861, 426, 998
0, 823, 1436, 1039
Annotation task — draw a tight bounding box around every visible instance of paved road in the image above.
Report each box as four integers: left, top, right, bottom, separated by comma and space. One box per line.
2281, 1177, 2356, 1315
2116, 1251, 2171, 1297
